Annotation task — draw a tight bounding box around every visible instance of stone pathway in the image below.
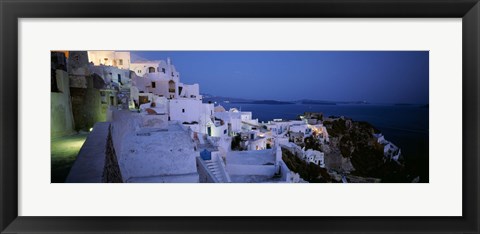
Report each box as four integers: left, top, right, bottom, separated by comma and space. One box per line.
66, 122, 110, 183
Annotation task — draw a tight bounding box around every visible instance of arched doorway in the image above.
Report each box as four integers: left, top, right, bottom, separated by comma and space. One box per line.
148, 67, 155, 73
168, 80, 175, 93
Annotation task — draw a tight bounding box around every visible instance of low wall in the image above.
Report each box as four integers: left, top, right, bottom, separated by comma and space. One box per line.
110, 110, 137, 161
278, 160, 292, 182
65, 122, 110, 183
226, 164, 276, 176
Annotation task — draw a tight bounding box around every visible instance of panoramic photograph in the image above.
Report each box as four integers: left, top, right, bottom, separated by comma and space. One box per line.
51, 50, 428, 183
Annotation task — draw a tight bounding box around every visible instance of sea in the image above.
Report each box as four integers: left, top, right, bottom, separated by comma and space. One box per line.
220, 103, 429, 182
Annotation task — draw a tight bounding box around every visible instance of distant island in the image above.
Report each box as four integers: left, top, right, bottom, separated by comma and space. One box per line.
297, 99, 337, 105
231, 100, 294, 105
202, 94, 369, 106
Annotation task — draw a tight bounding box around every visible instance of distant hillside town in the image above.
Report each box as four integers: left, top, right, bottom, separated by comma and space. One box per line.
51, 51, 405, 183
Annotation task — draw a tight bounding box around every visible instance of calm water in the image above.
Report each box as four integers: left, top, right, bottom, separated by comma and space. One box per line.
221, 103, 429, 181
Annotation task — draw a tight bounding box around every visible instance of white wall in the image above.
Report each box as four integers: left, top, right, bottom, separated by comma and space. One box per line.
226, 164, 276, 176
207, 123, 228, 137
113, 52, 131, 70
169, 99, 202, 123
181, 83, 200, 99
247, 138, 267, 151
133, 72, 180, 99
88, 51, 114, 66
131, 59, 180, 78
130, 61, 160, 77
290, 124, 309, 134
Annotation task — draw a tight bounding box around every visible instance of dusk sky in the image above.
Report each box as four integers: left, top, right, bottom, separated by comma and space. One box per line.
131, 51, 429, 104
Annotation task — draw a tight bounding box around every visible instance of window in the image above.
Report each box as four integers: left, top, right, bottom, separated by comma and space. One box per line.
171, 72, 174, 77
224, 130, 227, 134
182, 109, 185, 113
117, 74, 122, 84
138, 70, 142, 73
104, 58, 108, 62
118, 59, 123, 65
148, 67, 155, 73
151, 82, 156, 88
162, 68, 165, 73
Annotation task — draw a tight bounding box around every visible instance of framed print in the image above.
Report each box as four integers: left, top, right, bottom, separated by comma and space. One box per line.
1, 0, 479, 233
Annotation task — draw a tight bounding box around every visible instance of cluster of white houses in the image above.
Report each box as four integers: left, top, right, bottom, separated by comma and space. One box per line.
54, 51, 395, 183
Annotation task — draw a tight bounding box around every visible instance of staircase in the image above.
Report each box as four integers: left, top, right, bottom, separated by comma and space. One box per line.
204, 159, 228, 183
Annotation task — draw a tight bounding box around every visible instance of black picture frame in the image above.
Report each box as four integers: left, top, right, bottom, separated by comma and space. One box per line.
1, 0, 479, 233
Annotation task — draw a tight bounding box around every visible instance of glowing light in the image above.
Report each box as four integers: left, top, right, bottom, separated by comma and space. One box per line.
89, 128, 93, 132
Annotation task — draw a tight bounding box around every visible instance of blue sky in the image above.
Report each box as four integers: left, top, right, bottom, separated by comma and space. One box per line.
131, 51, 429, 104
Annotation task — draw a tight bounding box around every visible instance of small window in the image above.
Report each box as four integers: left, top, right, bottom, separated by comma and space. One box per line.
104, 58, 108, 61
117, 74, 121, 83
171, 72, 174, 77
162, 68, 166, 73
118, 59, 123, 65
138, 70, 142, 73
224, 130, 227, 134
151, 82, 156, 88
182, 109, 185, 113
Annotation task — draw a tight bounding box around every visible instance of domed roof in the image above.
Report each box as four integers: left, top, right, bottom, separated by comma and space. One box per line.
214, 105, 226, 112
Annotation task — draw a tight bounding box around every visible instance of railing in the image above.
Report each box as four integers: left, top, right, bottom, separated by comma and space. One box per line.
196, 157, 219, 183
212, 154, 231, 182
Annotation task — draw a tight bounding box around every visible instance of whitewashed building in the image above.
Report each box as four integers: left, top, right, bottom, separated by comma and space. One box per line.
304, 149, 325, 168
87, 51, 131, 70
